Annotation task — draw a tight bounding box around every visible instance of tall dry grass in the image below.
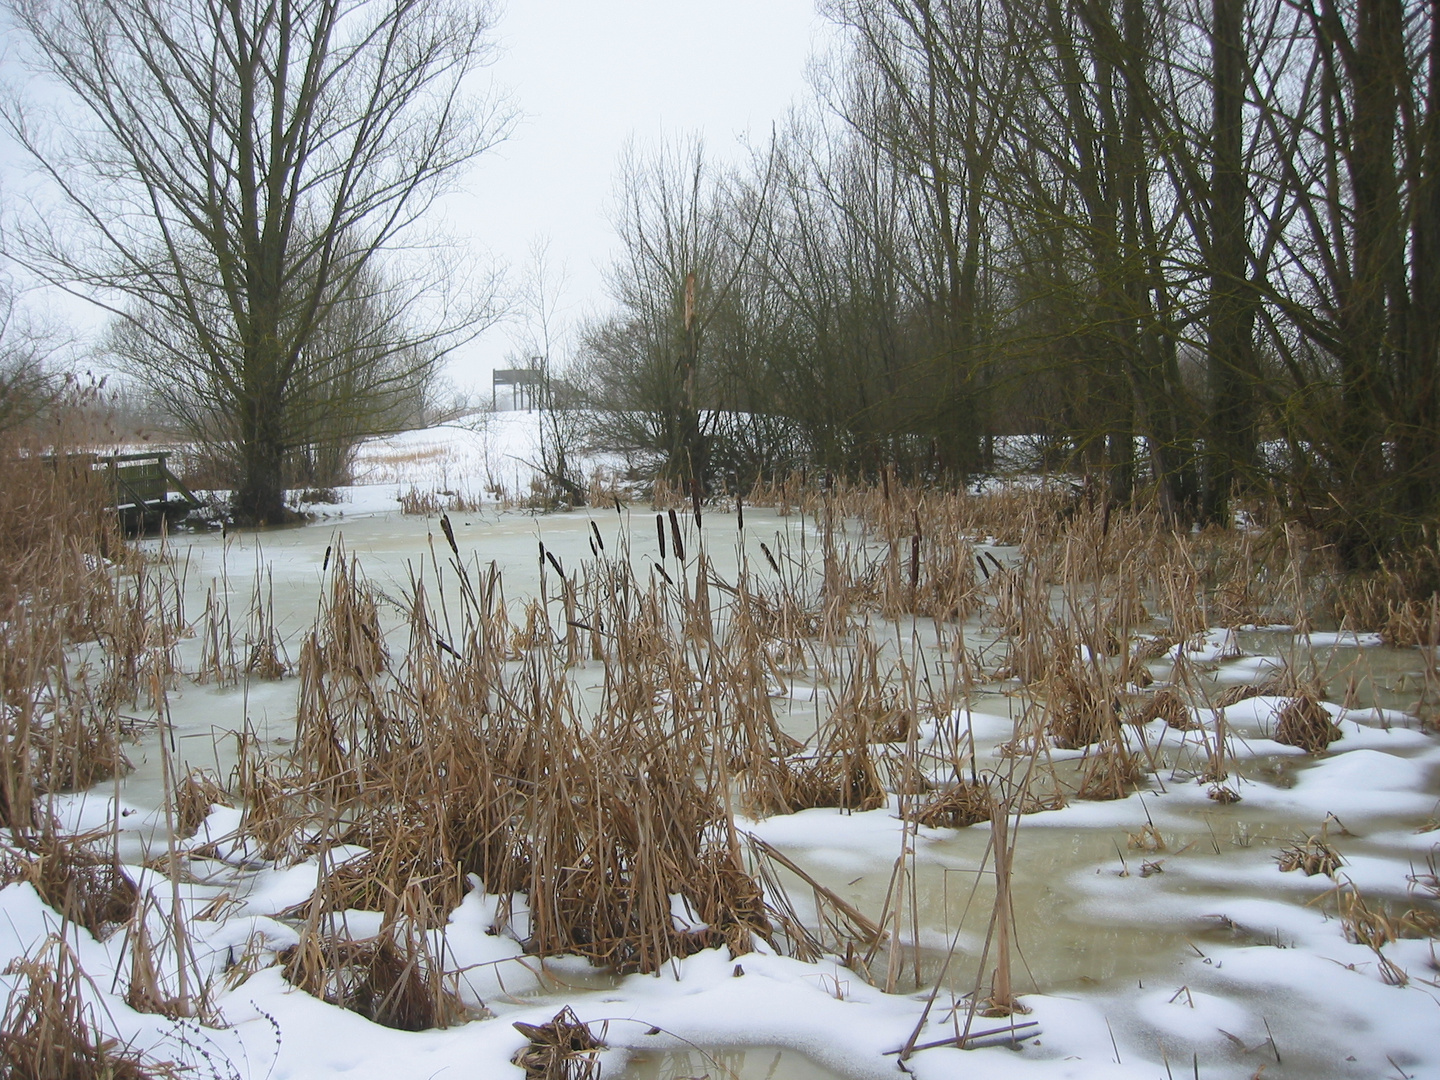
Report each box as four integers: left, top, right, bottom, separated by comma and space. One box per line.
0, 936, 176, 1079
0, 435, 140, 828
3, 459, 1431, 1041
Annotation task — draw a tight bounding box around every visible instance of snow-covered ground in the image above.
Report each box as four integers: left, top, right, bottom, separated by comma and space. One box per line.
4, 415, 1438, 1080
318, 410, 627, 515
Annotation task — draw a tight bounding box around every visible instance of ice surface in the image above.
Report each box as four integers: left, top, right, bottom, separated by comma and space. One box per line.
4, 416, 1438, 1080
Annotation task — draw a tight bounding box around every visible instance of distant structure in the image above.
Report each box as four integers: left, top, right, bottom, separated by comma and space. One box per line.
492, 366, 542, 411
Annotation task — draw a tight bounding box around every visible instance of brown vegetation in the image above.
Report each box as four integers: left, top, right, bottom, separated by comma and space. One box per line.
0, 937, 174, 1079
0, 466, 1433, 1046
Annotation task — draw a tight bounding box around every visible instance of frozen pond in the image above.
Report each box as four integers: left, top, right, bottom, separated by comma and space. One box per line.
21, 485, 1440, 1080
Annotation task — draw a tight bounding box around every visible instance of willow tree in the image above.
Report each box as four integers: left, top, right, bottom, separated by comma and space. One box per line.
3, 0, 509, 522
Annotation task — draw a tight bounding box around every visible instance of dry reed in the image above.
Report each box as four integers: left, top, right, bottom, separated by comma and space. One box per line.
512, 1007, 605, 1080
0, 830, 137, 937
0, 936, 175, 1079
1274, 694, 1342, 752
5, 459, 1421, 1041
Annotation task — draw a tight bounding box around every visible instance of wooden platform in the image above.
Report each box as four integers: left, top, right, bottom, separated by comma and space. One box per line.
99, 451, 202, 532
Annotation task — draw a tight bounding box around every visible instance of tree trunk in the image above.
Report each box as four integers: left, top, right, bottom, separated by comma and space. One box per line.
233, 353, 290, 524
1400, 3, 1440, 542
1336, 0, 1405, 566
1204, 0, 1257, 525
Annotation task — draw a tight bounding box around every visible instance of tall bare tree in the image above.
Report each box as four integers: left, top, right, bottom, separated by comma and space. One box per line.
1241, 0, 1440, 564
3, 0, 510, 522
581, 138, 772, 496
821, 0, 1017, 477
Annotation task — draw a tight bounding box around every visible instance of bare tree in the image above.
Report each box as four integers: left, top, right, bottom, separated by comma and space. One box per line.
822, 0, 1020, 478
510, 239, 587, 506
0, 277, 64, 434
1234, 0, 1440, 564
581, 138, 772, 497
105, 256, 448, 488
3, 0, 511, 522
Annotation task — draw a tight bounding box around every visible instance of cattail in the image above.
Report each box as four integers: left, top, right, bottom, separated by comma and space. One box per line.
760, 541, 780, 574
668, 508, 685, 562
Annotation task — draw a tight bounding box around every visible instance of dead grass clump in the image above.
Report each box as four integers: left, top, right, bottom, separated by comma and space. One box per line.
1329, 883, 1412, 984
252, 549, 780, 980
667, 850, 775, 960
1046, 674, 1114, 749
521, 745, 776, 973
225, 754, 299, 863
309, 545, 389, 682
398, 486, 487, 516
1131, 633, 1179, 663
745, 472, 804, 515
585, 469, 627, 509
0, 440, 122, 637
1127, 824, 1165, 852
741, 637, 896, 816
1130, 687, 1196, 729
772, 750, 889, 814
282, 932, 464, 1031
0, 670, 130, 817
398, 486, 443, 515
0, 457, 134, 826
244, 573, 290, 680
871, 706, 919, 745
282, 888, 467, 1032
1334, 883, 1439, 949
0, 937, 173, 1079
1075, 746, 1143, 801
512, 1007, 604, 1080
1331, 545, 1440, 646
1339, 885, 1398, 949
1213, 681, 1266, 708
746, 836, 885, 968
1399, 907, 1440, 938
1211, 575, 1263, 628
1276, 834, 1343, 876
174, 769, 232, 839
0, 832, 136, 937
1274, 694, 1342, 752
908, 781, 993, 829
1213, 665, 1320, 709
318, 806, 475, 925
1410, 845, 1439, 901
1377, 596, 1439, 648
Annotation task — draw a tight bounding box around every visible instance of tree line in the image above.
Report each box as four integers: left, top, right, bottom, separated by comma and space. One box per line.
578, 0, 1440, 570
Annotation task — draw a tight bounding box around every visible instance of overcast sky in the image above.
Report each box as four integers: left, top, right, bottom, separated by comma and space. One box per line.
441, 0, 832, 391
